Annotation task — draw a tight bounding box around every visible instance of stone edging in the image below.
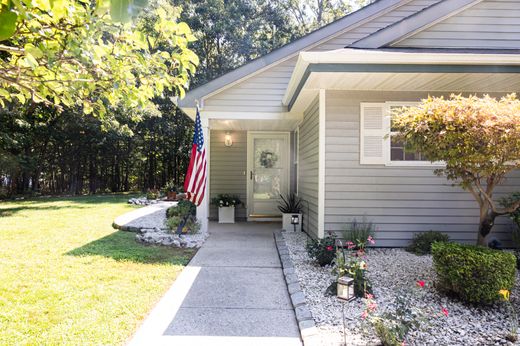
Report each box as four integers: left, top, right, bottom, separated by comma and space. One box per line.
274, 230, 320, 346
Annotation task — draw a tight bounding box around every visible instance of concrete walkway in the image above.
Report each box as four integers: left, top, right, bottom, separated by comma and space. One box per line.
129, 222, 302, 346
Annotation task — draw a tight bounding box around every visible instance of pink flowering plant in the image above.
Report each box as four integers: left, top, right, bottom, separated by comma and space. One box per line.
343, 217, 375, 255
361, 280, 449, 346
306, 231, 337, 266
333, 235, 375, 297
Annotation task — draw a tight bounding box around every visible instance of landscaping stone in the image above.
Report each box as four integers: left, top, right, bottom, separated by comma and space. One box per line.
288, 282, 301, 295
283, 230, 520, 346
295, 305, 313, 322
291, 291, 306, 307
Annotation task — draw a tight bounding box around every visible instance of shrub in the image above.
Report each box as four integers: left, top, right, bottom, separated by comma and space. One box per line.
166, 200, 196, 218
407, 231, 449, 255
432, 242, 516, 304
146, 189, 160, 200
278, 193, 302, 213
166, 215, 200, 234
343, 217, 375, 250
306, 232, 336, 266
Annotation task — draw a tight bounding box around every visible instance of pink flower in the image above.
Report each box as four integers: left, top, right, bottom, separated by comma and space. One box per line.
417, 280, 425, 288
361, 310, 368, 319
368, 302, 377, 312
326, 245, 334, 251
346, 241, 355, 250
364, 293, 374, 299
441, 307, 449, 317
367, 235, 375, 245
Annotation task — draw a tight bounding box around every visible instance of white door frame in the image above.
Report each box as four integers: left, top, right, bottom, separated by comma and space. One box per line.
246, 131, 290, 221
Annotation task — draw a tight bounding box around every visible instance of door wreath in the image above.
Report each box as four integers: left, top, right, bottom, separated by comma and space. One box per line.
259, 150, 278, 168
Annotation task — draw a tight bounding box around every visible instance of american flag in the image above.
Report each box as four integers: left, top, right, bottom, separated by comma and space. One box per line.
184, 107, 207, 206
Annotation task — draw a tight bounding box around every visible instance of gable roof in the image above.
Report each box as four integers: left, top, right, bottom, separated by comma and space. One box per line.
351, 0, 482, 48
178, 0, 412, 109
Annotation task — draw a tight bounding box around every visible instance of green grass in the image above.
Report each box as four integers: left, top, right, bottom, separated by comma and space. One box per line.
0, 194, 195, 345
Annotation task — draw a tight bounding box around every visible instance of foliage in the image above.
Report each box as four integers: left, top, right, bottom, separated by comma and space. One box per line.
342, 217, 375, 251
166, 214, 200, 234
0, 98, 193, 197
146, 189, 160, 200
0, 0, 198, 116
166, 199, 198, 234
176, 0, 297, 87
211, 194, 241, 207
334, 236, 375, 297
306, 231, 336, 266
392, 94, 520, 245
167, 200, 196, 218
362, 281, 448, 346
501, 192, 520, 231
406, 231, 450, 255
0, 194, 195, 345
164, 181, 179, 193
278, 193, 302, 213
280, 0, 372, 34
431, 242, 516, 304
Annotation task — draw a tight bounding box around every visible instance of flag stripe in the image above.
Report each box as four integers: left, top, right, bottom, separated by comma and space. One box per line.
184, 108, 207, 207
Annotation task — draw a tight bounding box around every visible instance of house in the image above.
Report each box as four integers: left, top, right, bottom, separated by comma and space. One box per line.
178, 0, 520, 246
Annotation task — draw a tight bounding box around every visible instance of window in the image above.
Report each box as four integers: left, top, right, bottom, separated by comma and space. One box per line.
360, 102, 441, 166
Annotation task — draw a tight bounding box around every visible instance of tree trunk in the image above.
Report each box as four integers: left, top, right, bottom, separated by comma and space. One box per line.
477, 202, 499, 246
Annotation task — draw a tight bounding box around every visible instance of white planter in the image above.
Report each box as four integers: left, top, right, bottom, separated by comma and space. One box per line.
282, 213, 302, 232
218, 206, 235, 223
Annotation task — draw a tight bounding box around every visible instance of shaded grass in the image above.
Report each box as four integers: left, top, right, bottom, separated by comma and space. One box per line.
0, 194, 196, 345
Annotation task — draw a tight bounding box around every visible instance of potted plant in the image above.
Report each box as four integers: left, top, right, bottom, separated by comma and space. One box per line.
211, 194, 241, 223
278, 193, 302, 232
163, 181, 178, 201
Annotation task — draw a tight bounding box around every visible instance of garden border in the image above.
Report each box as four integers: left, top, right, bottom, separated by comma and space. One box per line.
274, 230, 321, 346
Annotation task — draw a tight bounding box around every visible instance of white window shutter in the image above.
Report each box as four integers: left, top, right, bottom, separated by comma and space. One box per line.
360, 103, 388, 165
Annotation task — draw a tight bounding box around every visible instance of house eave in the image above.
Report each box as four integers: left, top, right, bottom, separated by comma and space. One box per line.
284, 49, 520, 111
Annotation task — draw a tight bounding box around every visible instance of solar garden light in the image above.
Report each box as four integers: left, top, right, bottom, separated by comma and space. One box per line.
290, 214, 300, 232
337, 276, 355, 302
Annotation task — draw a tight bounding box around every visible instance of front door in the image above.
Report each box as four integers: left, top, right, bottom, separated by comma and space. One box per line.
247, 132, 290, 220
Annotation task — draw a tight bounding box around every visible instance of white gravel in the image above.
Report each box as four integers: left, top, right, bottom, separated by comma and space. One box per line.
283, 231, 520, 346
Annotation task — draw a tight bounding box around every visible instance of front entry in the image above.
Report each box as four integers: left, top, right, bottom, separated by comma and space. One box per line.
247, 132, 290, 220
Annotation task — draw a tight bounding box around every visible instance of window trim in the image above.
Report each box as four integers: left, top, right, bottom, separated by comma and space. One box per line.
384, 102, 444, 167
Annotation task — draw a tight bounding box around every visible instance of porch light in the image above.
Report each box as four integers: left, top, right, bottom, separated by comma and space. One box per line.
290, 214, 300, 232
337, 276, 355, 301
224, 132, 233, 147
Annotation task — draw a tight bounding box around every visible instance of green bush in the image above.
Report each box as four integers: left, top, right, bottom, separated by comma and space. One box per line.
407, 230, 449, 255
166, 200, 196, 218
432, 242, 516, 304
306, 233, 336, 266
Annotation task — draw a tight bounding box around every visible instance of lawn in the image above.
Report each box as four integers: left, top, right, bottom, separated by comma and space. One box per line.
0, 194, 195, 345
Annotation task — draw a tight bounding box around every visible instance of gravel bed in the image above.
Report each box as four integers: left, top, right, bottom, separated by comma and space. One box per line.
283, 231, 520, 346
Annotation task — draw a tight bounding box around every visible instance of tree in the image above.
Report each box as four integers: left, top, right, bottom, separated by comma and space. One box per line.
176, 0, 296, 87
0, 0, 198, 116
392, 94, 520, 246
281, 0, 373, 34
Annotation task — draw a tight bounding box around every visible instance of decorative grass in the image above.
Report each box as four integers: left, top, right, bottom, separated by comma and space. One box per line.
0, 194, 195, 345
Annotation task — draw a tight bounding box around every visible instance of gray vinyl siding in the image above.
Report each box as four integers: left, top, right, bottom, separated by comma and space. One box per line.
395, 0, 520, 49
324, 90, 520, 246
209, 130, 247, 221
298, 97, 320, 238
203, 0, 442, 114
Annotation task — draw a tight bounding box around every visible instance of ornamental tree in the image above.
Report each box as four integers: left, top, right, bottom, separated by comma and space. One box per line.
392, 94, 520, 246
0, 0, 198, 116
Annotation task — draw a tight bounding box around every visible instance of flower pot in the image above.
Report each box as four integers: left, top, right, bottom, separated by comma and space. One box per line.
166, 191, 177, 201
218, 206, 235, 223
282, 213, 302, 232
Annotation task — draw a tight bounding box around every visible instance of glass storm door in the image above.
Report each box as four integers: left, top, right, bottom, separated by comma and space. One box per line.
247, 132, 290, 219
